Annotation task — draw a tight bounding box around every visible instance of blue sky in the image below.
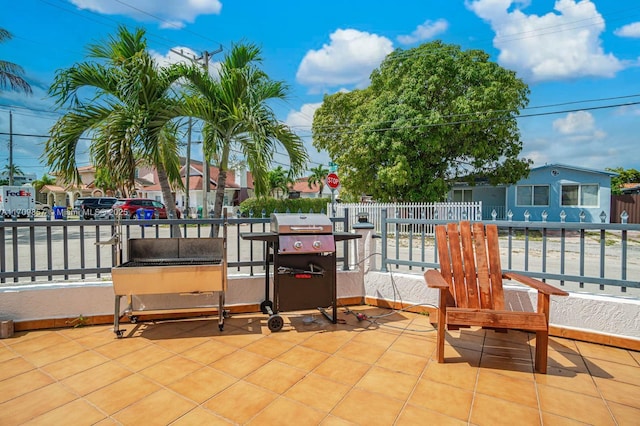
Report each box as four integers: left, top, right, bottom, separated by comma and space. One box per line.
1, 0, 640, 180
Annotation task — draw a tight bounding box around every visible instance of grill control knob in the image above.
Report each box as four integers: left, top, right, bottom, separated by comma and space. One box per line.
312, 240, 322, 249
294, 241, 303, 250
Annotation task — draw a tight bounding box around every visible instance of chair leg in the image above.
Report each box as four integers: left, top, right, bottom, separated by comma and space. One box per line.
535, 330, 548, 374
436, 289, 447, 363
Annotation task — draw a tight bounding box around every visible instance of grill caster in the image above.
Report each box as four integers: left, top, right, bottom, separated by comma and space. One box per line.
260, 300, 273, 315
129, 316, 139, 324
218, 324, 224, 331
267, 314, 284, 332
115, 329, 126, 338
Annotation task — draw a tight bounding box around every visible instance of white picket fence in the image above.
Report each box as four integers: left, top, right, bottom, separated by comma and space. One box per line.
330, 202, 482, 235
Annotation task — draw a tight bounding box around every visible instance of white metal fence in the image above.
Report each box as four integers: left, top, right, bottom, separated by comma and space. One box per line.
331, 202, 482, 235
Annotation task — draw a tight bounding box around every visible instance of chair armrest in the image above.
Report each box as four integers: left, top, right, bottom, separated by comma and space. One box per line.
424, 269, 450, 289
503, 272, 569, 296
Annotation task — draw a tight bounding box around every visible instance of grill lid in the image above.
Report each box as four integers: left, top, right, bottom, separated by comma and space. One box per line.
271, 213, 333, 234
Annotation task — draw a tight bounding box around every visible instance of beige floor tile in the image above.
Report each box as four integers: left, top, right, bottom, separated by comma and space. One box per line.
0, 383, 76, 425
93, 337, 151, 359
350, 327, 399, 348
247, 396, 327, 425
593, 376, 640, 408
397, 404, 466, 425
180, 339, 238, 365
0, 356, 35, 381
629, 350, 640, 365
408, 378, 474, 421
171, 407, 234, 425
61, 361, 132, 395
318, 414, 359, 425
476, 369, 539, 407
40, 350, 109, 380
301, 329, 354, 354
388, 334, 437, 358
538, 383, 616, 425
284, 373, 351, 412
0, 345, 19, 362
245, 360, 307, 394
470, 393, 541, 425
331, 388, 404, 425
540, 412, 590, 425
203, 381, 277, 424
479, 353, 535, 379
215, 330, 265, 348
168, 366, 237, 403
152, 335, 212, 353
243, 335, 296, 358
576, 341, 637, 365
334, 339, 387, 364
8, 332, 70, 355
585, 357, 640, 387
139, 354, 203, 385
422, 358, 479, 391
356, 365, 418, 401
21, 340, 87, 367
113, 389, 197, 425
0, 369, 55, 404
210, 349, 270, 378
276, 344, 329, 370
114, 344, 174, 371
374, 348, 428, 376
23, 398, 107, 425
85, 374, 161, 414
534, 367, 600, 397
313, 355, 371, 386
608, 401, 640, 425
548, 336, 580, 354
546, 348, 590, 373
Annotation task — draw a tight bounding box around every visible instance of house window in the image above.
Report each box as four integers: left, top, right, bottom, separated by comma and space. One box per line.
516, 185, 549, 206
561, 184, 599, 207
452, 189, 472, 202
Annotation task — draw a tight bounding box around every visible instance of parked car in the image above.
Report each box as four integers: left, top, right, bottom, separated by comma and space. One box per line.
35, 201, 51, 213
108, 198, 180, 219
73, 197, 118, 219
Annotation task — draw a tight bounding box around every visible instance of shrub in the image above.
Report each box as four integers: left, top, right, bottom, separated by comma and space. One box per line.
239, 197, 329, 217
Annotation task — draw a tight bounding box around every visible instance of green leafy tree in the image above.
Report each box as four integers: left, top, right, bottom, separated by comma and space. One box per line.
0, 28, 32, 94
607, 167, 640, 195
44, 26, 183, 220
313, 40, 532, 202
176, 43, 308, 220
308, 165, 329, 197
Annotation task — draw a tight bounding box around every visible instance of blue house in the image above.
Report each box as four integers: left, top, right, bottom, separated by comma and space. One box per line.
448, 164, 617, 223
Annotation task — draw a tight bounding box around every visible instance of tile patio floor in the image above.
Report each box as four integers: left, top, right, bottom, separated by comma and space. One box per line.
0, 306, 638, 425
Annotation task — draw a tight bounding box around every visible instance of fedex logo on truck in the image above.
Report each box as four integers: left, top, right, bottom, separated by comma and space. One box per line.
5, 189, 32, 197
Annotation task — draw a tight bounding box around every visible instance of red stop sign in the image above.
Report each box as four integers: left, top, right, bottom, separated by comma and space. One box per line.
326, 172, 340, 189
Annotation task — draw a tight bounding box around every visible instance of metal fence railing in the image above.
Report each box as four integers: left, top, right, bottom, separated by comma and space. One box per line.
379, 209, 640, 297
0, 212, 351, 285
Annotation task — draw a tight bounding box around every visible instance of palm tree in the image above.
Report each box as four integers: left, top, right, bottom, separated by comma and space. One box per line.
307, 165, 329, 198
0, 28, 32, 94
267, 166, 294, 199
44, 26, 183, 221
176, 43, 308, 221
31, 174, 55, 192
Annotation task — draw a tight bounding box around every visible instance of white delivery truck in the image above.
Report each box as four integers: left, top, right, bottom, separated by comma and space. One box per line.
0, 186, 36, 218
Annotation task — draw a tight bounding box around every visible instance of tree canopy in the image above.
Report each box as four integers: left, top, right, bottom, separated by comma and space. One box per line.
312, 40, 532, 202
607, 167, 640, 195
0, 28, 32, 94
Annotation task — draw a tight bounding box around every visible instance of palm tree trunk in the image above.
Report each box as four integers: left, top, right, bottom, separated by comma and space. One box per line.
157, 164, 181, 237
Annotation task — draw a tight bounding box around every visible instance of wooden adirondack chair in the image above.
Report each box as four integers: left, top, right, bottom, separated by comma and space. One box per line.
424, 221, 568, 374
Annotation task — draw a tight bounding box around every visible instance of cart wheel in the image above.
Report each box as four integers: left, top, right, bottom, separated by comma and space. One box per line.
260, 300, 274, 314
115, 329, 125, 338
129, 316, 138, 324
267, 314, 284, 332
223, 310, 231, 319
219, 324, 224, 331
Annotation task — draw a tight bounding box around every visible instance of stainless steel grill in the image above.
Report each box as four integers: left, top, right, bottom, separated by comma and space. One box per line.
242, 213, 360, 331
111, 235, 227, 338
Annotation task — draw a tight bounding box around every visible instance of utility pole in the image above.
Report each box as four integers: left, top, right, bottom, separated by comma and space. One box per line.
9, 111, 13, 186
170, 46, 222, 217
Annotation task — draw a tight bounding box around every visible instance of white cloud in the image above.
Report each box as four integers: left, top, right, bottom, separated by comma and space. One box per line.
614, 22, 640, 38
553, 111, 595, 134
296, 29, 394, 92
467, 0, 623, 82
285, 103, 322, 130
397, 19, 449, 45
70, 0, 222, 29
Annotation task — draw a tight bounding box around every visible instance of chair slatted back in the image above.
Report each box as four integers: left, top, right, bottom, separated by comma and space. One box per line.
435, 221, 505, 310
